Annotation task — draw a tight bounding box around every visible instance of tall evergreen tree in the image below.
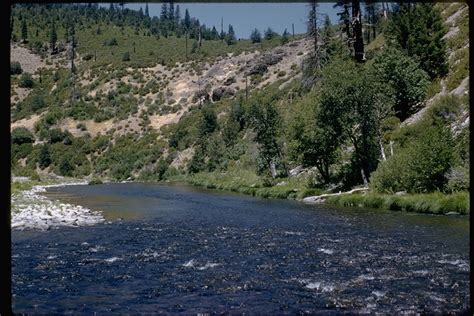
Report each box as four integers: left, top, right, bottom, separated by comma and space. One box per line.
49, 21, 57, 51
226, 24, 236, 45
174, 5, 180, 24
21, 19, 28, 42
211, 26, 219, 40
145, 3, 149, 17
386, 3, 447, 78
168, 1, 175, 22
250, 28, 261, 43
184, 8, 191, 29
160, 3, 168, 21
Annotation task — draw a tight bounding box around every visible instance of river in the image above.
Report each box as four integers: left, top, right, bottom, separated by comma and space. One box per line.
12, 183, 470, 313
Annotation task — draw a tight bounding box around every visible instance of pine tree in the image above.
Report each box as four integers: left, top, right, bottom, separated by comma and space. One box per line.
174, 5, 180, 24
386, 3, 448, 79
145, 3, 149, 17
49, 21, 57, 52
226, 24, 236, 45
184, 8, 191, 29
168, 1, 175, 22
264, 27, 276, 40
211, 26, 219, 40
21, 19, 28, 42
160, 3, 168, 21
281, 28, 289, 44
250, 28, 261, 43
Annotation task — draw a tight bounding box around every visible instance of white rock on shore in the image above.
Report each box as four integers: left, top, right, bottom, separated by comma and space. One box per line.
11, 182, 104, 231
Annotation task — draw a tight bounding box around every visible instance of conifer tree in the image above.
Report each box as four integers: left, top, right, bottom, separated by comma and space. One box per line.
184, 8, 191, 29
49, 21, 57, 52
145, 3, 149, 17
21, 19, 28, 42
226, 24, 236, 45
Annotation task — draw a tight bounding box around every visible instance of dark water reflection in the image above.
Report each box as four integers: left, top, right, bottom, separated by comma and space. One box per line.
12, 183, 470, 314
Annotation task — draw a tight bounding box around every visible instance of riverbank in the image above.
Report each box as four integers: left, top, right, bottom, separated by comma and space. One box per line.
165, 171, 470, 216
11, 173, 470, 218
11, 177, 104, 230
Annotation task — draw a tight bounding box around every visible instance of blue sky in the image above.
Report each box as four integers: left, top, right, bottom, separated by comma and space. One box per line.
105, 3, 340, 39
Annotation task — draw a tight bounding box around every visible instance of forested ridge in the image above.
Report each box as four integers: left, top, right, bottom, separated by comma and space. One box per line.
10, 2, 469, 213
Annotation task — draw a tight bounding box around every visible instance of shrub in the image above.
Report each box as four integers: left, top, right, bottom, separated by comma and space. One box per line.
11, 127, 34, 145
277, 70, 286, 77
122, 51, 130, 62
19, 73, 34, 88
369, 47, 430, 121
104, 37, 118, 46
30, 94, 46, 111
88, 178, 103, 185
10, 61, 23, 75
83, 53, 94, 61
371, 125, 453, 193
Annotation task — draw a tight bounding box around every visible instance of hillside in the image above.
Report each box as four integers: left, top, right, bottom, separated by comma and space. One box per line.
10, 3, 469, 210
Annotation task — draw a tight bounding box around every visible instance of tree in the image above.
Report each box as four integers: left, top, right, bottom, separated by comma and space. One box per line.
386, 3, 447, 79
250, 28, 261, 43
264, 27, 277, 40
49, 21, 57, 52
249, 96, 287, 178
371, 125, 454, 193
11, 127, 34, 145
318, 58, 392, 186
351, 0, 365, 62
160, 3, 168, 21
184, 8, 191, 29
10, 61, 23, 75
369, 48, 430, 121
226, 24, 236, 45
281, 28, 289, 45
211, 26, 219, 40
199, 106, 218, 137
21, 19, 28, 42
174, 5, 181, 24
145, 3, 149, 17
19, 72, 34, 88
39, 144, 51, 169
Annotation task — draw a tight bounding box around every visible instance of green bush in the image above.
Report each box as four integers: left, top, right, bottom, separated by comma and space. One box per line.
11, 127, 34, 145
122, 51, 130, 62
10, 61, 23, 75
19, 73, 34, 88
371, 125, 453, 193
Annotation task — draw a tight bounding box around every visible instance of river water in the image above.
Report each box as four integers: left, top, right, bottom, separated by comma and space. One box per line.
12, 183, 470, 314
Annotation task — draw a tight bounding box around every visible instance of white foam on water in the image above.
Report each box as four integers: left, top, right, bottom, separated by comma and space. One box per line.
47, 255, 58, 260
371, 290, 386, 298
104, 257, 121, 263
284, 231, 303, 236
305, 281, 335, 292
437, 259, 469, 270
318, 248, 334, 255
356, 274, 375, 281
413, 270, 429, 276
183, 259, 197, 268
11, 182, 104, 231
197, 262, 221, 270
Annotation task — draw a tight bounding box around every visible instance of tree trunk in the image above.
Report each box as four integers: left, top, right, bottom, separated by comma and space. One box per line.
379, 139, 386, 161
389, 140, 394, 156
352, 0, 365, 62
269, 160, 277, 178
360, 168, 369, 187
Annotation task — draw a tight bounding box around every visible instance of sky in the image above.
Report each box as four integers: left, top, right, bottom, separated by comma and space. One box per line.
104, 3, 341, 39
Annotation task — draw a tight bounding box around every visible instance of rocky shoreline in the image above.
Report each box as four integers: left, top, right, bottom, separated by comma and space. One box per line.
11, 181, 104, 231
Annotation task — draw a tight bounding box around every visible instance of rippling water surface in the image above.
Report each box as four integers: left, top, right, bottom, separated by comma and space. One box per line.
12, 183, 470, 314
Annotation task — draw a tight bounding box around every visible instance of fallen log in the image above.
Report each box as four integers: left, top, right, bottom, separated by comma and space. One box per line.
302, 187, 369, 204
